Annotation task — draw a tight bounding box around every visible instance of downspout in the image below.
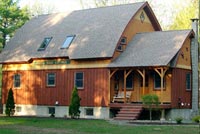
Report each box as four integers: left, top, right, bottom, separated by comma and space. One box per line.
191, 19, 199, 116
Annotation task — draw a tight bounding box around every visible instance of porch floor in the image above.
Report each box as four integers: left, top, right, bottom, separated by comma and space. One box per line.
109, 102, 171, 109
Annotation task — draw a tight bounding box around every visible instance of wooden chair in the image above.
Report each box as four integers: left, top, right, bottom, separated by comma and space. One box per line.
112, 91, 132, 103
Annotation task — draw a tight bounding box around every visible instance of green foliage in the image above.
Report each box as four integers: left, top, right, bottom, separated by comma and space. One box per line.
5, 88, 15, 116
175, 117, 183, 124
142, 94, 160, 120
192, 115, 200, 123
69, 86, 81, 119
0, 0, 29, 48
168, 0, 198, 30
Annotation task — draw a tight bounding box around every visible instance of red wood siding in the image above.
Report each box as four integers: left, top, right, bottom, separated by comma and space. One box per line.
171, 68, 192, 108
2, 68, 109, 107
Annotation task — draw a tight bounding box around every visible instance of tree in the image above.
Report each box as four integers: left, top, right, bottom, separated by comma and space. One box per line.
5, 88, 15, 116
69, 86, 81, 119
26, 0, 56, 17
0, 0, 29, 48
168, 0, 198, 30
142, 94, 159, 120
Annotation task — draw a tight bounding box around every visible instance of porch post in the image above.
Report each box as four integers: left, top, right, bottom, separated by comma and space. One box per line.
124, 70, 127, 103
154, 68, 168, 104
109, 69, 118, 103
124, 69, 133, 103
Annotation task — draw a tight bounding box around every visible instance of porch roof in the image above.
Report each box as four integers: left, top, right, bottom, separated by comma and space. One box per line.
108, 30, 192, 68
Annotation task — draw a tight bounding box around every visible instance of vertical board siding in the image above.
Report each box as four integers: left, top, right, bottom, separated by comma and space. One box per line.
2, 68, 109, 107
171, 68, 192, 108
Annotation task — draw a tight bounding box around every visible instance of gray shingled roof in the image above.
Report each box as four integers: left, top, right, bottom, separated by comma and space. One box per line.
108, 30, 192, 67
0, 2, 146, 63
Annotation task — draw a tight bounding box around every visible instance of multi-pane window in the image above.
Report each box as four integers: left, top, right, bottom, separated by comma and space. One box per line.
14, 74, 21, 88
47, 73, 56, 87
75, 72, 84, 89
186, 73, 191, 90
154, 73, 165, 89
61, 35, 75, 49
38, 37, 52, 51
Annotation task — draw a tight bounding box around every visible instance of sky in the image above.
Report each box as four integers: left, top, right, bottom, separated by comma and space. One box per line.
18, 0, 191, 29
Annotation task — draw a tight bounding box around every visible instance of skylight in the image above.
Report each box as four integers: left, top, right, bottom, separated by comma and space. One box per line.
61, 35, 75, 49
38, 37, 52, 51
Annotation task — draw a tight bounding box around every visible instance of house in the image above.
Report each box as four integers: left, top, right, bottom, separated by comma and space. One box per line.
0, 2, 198, 120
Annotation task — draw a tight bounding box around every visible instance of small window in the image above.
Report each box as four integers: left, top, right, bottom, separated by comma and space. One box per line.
16, 106, 22, 112
75, 72, 84, 89
14, 74, 21, 88
38, 37, 52, 51
47, 73, 56, 87
120, 37, 127, 45
48, 107, 55, 114
85, 108, 93, 116
126, 74, 133, 89
61, 35, 75, 49
154, 73, 165, 89
116, 44, 123, 51
186, 73, 191, 90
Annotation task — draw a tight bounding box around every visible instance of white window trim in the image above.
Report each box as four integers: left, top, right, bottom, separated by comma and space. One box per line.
74, 72, 84, 89
46, 73, 56, 87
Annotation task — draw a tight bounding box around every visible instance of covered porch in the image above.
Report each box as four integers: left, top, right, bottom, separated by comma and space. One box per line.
109, 67, 172, 104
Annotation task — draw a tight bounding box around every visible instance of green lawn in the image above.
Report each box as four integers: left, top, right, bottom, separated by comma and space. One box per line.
0, 117, 198, 134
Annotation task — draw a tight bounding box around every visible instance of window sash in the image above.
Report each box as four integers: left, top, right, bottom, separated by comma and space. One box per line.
186, 73, 191, 90
75, 72, 84, 89
47, 73, 56, 86
38, 37, 52, 51
14, 74, 21, 88
154, 73, 165, 89
126, 75, 133, 89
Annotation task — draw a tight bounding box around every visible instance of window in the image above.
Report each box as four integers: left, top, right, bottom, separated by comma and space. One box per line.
16, 106, 22, 112
61, 35, 75, 49
47, 73, 56, 87
38, 37, 52, 51
116, 44, 123, 51
120, 37, 127, 45
48, 107, 55, 114
126, 74, 133, 89
186, 73, 191, 90
154, 73, 165, 89
14, 74, 21, 88
85, 108, 93, 116
75, 72, 84, 89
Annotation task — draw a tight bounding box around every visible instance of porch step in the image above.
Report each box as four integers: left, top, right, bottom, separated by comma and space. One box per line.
114, 105, 143, 120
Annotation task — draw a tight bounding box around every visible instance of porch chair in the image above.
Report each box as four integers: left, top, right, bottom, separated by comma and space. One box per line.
112, 91, 132, 103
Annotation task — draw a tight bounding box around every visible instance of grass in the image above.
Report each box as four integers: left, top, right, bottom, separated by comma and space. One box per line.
0, 117, 198, 134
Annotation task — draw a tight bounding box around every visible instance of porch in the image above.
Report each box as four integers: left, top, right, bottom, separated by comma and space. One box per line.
109, 67, 172, 120
109, 67, 172, 104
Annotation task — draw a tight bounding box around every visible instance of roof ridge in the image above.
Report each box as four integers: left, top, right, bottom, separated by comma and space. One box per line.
31, 2, 146, 18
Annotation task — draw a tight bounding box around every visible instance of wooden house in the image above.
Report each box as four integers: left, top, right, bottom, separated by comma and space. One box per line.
0, 2, 198, 119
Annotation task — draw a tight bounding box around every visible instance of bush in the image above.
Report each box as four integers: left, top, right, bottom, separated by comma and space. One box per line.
142, 94, 160, 120
5, 88, 15, 117
192, 115, 200, 123
69, 86, 81, 119
175, 117, 183, 124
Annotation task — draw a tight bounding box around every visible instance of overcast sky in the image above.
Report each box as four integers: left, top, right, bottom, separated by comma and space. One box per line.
18, 0, 191, 29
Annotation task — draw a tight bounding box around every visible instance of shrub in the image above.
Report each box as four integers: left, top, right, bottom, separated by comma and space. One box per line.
5, 88, 15, 117
192, 115, 200, 123
69, 86, 81, 119
142, 94, 160, 120
175, 117, 183, 124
